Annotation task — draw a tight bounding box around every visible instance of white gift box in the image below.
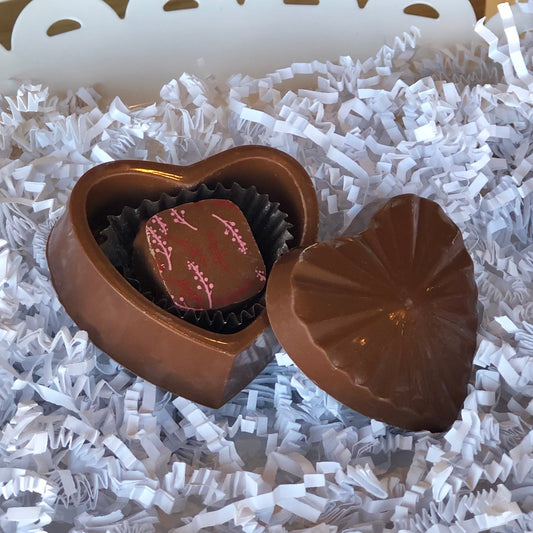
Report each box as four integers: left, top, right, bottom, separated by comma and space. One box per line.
0, 0, 479, 102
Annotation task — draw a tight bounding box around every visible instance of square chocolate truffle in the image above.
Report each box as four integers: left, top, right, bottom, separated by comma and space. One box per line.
133, 199, 266, 311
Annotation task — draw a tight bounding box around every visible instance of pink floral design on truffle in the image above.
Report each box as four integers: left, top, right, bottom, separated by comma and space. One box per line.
146, 224, 173, 271
170, 208, 198, 231
187, 260, 213, 308
163, 277, 201, 310
152, 214, 168, 234
255, 268, 266, 282
212, 214, 247, 254
176, 296, 195, 310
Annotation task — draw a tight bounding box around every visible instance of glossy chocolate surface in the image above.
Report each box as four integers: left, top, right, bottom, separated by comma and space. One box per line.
133, 199, 266, 311
267, 194, 478, 432
47, 146, 319, 408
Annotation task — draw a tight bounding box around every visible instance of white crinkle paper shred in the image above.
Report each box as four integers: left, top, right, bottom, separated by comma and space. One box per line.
4, 4, 533, 531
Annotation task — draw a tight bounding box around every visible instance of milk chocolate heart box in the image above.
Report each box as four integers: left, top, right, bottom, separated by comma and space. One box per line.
47, 146, 319, 408
47, 147, 478, 431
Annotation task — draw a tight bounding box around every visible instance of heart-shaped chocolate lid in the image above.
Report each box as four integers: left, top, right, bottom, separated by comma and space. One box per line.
266, 194, 478, 432
47, 146, 319, 408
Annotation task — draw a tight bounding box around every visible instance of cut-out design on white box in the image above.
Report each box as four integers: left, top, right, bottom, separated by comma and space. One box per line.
0, 0, 478, 103
404, 3, 440, 18
163, 0, 199, 11
46, 19, 82, 37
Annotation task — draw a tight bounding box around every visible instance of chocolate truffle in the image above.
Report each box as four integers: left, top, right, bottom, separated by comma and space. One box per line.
266, 194, 478, 432
133, 199, 266, 311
